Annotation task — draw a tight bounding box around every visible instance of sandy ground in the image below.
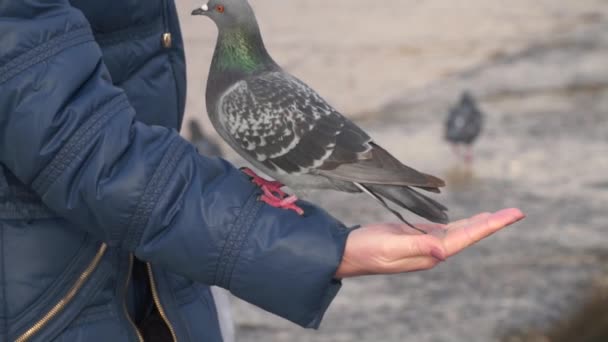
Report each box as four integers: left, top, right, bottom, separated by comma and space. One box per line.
176, 1, 608, 341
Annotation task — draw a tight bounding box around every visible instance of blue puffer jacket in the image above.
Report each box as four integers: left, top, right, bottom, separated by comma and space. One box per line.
0, 1, 349, 341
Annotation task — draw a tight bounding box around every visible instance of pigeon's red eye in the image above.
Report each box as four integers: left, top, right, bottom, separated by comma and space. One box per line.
215, 5, 225, 13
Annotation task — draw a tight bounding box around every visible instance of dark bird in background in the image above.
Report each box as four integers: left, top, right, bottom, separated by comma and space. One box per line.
187, 119, 223, 157
192, 0, 448, 230
445, 91, 484, 164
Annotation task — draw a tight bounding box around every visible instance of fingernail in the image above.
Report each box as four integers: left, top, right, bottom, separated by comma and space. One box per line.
431, 247, 446, 261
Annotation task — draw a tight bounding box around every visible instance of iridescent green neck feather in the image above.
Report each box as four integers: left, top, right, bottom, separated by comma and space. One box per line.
212, 27, 273, 73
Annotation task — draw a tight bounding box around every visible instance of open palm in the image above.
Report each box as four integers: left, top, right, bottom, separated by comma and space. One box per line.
336, 208, 525, 278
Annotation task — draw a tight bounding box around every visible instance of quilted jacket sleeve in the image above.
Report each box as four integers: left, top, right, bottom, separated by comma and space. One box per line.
0, 1, 349, 328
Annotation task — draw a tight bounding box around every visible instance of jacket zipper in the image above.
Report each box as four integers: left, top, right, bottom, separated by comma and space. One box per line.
15, 243, 108, 342
146, 263, 178, 342
124, 255, 144, 342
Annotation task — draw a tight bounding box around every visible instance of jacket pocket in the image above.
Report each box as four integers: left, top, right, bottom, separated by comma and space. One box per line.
14, 242, 109, 342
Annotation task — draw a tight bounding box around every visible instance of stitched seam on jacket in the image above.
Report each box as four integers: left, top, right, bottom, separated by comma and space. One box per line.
214, 193, 263, 288
0, 27, 93, 85
123, 138, 188, 249
0, 202, 55, 220
31, 95, 130, 194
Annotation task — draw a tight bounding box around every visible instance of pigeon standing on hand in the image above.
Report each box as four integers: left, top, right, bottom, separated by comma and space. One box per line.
192, 0, 448, 230
445, 91, 484, 164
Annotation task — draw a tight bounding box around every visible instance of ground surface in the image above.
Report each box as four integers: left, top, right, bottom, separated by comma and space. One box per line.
177, 2, 608, 341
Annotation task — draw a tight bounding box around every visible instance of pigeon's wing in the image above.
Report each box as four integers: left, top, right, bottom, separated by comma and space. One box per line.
446, 105, 473, 143
218, 71, 345, 174
218, 71, 444, 188
318, 126, 445, 188
463, 108, 483, 143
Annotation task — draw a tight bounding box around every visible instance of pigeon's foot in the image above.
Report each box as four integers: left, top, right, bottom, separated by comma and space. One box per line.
241, 167, 304, 215
259, 188, 304, 215
241, 167, 286, 197
451, 144, 461, 158
464, 146, 474, 165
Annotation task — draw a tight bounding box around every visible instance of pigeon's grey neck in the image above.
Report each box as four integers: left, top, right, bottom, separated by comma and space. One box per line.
206, 23, 278, 124
211, 25, 275, 74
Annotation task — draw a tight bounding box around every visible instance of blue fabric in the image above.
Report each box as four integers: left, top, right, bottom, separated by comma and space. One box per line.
0, 1, 350, 341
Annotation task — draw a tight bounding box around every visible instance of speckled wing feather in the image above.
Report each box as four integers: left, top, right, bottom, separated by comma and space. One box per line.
218, 71, 348, 174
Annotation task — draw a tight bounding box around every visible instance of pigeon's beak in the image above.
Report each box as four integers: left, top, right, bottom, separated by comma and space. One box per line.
191, 4, 209, 16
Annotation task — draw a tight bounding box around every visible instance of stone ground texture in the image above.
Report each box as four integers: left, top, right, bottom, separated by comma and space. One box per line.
177, 1, 608, 341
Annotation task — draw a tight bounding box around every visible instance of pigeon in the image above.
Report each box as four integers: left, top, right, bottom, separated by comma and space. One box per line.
187, 119, 224, 157
192, 0, 448, 229
445, 91, 484, 164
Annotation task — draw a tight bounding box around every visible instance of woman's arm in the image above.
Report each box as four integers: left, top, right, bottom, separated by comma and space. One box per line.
0, 1, 348, 328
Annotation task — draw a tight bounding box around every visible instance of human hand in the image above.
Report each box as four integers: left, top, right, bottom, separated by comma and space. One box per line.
335, 208, 525, 278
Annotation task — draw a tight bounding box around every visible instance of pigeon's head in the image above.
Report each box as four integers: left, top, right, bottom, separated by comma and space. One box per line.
461, 91, 475, 106
191, 0, 257, 30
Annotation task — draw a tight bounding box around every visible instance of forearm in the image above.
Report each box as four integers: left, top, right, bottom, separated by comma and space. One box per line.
137, 152, 350, 327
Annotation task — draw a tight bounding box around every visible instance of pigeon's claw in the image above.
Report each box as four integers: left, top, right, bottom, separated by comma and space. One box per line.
464, 146, 474, 165
240, 167, 304, 215
241, 167, 287, 196
259, 190, 304, 215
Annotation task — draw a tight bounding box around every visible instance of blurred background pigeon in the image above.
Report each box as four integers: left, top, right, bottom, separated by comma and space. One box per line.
445, 91, 484, 164
187, 119, 223, 157
192, 0, 448, 228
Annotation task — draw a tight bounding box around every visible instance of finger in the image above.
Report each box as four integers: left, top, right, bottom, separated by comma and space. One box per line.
443, 208, 525, 257
422, 212, 492, 239
446, 212, 492, 231
375, 211, 503, 235
409, 223, 446, 233
397, 215, 490, 235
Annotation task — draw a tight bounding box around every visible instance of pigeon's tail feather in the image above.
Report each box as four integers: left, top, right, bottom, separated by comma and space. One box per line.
354, 183, 426, 234
365, 183, 449, 224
